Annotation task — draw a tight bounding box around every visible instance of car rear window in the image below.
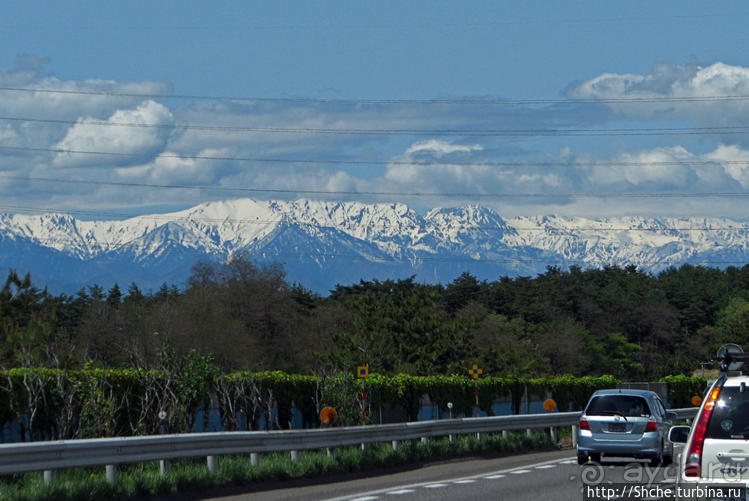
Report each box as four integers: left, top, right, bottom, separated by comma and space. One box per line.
586, 395, 651, 417
706, 387, 749, 439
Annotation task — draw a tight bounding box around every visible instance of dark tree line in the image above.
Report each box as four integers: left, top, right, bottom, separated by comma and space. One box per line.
3, 259, 749, 379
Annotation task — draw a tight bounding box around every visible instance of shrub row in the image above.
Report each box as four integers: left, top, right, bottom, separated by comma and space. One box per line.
0, 368, 705, 441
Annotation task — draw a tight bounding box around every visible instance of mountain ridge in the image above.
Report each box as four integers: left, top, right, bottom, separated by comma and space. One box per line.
2, 198, 749, 294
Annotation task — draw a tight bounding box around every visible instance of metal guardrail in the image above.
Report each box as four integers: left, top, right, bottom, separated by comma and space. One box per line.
0, 408, 698, 485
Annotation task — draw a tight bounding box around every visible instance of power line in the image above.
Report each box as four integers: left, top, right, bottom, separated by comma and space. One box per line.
4, 173, 749, 199
4, 86, 749, 106
3, 13, 733, 32
4, 115, 749, 137
3, 145, 749, 169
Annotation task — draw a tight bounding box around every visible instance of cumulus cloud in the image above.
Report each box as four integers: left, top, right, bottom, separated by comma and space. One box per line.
0, 56, 171, 119
52, 100, 174, 168
575, 144, 749, 196
5, 55, 749, 218
403, 139, 483, 157
704, 144, 749, 189
383, 139, 570, 198
567, 61, 749, 129
585, 146, 697, 189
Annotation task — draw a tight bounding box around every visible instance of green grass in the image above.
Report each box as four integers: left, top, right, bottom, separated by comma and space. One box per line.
0, 431, 553, 501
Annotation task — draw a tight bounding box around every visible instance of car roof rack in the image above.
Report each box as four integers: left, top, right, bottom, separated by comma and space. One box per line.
715, 344, 749, 375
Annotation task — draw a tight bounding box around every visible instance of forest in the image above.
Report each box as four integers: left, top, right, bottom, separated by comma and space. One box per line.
2, 256, 749, 379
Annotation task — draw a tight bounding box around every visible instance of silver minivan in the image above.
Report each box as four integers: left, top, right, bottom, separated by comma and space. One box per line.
577, 389, 676, 465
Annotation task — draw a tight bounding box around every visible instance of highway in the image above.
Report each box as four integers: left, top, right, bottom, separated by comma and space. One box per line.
199, 447, 683, 501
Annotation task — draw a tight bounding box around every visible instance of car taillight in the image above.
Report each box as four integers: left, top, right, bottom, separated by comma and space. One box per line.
685, 385, 722, 478
580, 418, 590, 430
645, 416, 657, 432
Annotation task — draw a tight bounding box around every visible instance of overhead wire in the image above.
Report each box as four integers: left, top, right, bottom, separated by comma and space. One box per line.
2, 145, 749, 169
4, 86, 749, 105
4, 172, 749, 199
3, 115, 749, 137
2, 90, 749, 233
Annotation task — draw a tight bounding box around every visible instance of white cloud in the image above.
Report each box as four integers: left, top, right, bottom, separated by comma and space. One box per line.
568, 62, 749, 127
403, 139, 483, 157
0, 56, 170, 119
52, 100, 174, 168
5, 56, 749, 219
586, 146, 696, 188
383, 140, 568, 196
569, 62, 749, 100
704, 144, 749, 189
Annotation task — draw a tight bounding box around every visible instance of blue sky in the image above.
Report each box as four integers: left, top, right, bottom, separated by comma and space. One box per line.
2, 1, 749, 219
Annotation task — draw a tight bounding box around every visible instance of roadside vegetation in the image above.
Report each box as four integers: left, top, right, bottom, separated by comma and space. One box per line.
3, 257, 748, 380
0, 432, 552, 501
0, 259, 725, 498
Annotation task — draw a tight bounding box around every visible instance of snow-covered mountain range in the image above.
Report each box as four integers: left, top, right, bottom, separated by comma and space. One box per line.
2, 198, 749, 294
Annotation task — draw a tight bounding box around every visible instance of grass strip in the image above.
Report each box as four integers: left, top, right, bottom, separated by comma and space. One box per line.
0, 431, 553, 501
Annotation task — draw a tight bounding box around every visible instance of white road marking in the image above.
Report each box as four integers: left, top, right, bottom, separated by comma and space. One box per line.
510, 469, 531, 474
453, 479, 476, 484
351, 498, 379, 501
485, 474, 506, 479
387, 489, 415, 495
424, 483, 449, 488
324, 455, 576, 501
536, 464, 556, 469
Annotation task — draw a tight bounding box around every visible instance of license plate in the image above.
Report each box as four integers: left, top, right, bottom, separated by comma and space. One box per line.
608, 423, 626, 432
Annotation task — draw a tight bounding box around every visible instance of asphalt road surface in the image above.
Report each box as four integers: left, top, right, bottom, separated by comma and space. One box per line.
196, 447, 684, 501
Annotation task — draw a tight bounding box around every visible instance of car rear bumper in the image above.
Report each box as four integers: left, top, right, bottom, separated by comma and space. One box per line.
578, 432, 662, 458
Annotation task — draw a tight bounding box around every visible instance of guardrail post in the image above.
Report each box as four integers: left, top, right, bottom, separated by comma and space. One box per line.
159, 459, 171, 476
476, 432, 482, 441
392, 440, 399, 450
251, 453, 260, 468
43, 470, 55, 485
502, 430, 508, 439
290, 450, 300, 462
550, 427, 558, 443
421, 437, 429, 445
571, 425, 578, 448
361, 443, 367, 450
207, 455, 218, 473
526, 428, 532, 437
448, 433, 454, 442
105, 464, 118, 486
327, 447, 335, 457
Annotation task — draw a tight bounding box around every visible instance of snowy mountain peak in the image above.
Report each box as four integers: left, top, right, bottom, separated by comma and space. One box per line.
2, 198, 749, 293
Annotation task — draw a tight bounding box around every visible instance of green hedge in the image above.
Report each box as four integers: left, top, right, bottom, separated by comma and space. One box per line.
0, 369, 622, 439
659, 375, 707, 407
0, 369, 704, 440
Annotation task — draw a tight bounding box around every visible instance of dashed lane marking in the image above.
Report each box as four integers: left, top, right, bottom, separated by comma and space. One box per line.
387, 489, 415, 495
424, 483, 449, 488
485, 474, 506, 479
324, 455, 576, 501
